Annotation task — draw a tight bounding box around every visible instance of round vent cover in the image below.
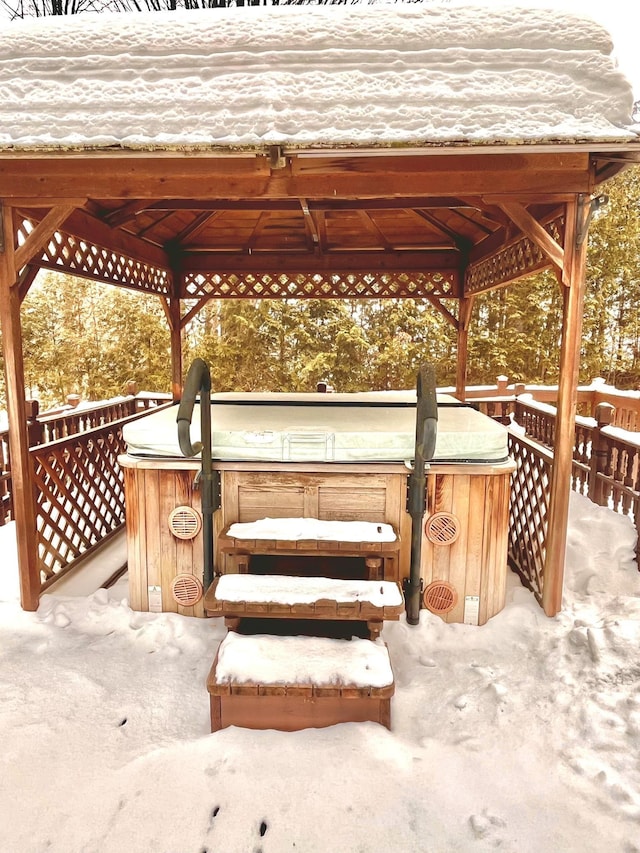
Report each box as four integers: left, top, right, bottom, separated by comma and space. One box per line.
171, 573, 203, 607
425, 512, 460, 545
168, 506, 202, 540
423, 580, 458, 615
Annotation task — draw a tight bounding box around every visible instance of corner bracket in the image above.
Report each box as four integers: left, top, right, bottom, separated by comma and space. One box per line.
576, 193, 608, 247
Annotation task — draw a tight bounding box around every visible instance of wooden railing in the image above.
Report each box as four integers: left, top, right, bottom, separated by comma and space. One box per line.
447, 376, 640, 430
3, 380, 638, 604
32, 404, 172, 592
506, 431, 553, 603
0, 393, 169, 527
511, 395, 640, 552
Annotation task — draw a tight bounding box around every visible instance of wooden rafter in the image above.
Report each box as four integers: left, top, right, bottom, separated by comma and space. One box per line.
104, 199, 157, 227
247, 212, 270, 250
460, 197, 511, 228
136, 210, 177, 239
411, 208, 470, 252
449, 206, 496, 236
175, 211, 224, 246
357, 210, 394, 250
300, 199, 320, 251
58, 208, 170, 270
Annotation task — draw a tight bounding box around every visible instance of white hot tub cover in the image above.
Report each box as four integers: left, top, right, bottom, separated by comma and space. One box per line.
122, 393, 508, 463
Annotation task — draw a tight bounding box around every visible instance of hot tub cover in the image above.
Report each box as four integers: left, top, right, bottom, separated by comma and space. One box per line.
122, 393, 508, 463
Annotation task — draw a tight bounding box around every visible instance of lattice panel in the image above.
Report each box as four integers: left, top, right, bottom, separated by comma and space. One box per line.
182, 270, 458, 300
18, 215, 170, 295
507, 431, 552, 603
465, 214, 565, 295
31, 423, 127, 583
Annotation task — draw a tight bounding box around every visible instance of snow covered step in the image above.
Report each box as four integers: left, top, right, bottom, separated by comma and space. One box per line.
218, 518, 401, 581
203, 574, 405, 634
207, 632, 394, 731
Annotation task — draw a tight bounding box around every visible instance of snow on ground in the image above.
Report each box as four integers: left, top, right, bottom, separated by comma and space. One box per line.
0, 491, 639, 853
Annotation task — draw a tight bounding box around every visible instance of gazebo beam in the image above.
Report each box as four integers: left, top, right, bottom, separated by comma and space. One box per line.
0, 203, 40, 611
542, 195, 590, 617
181, 250, 461, 274
0, 152, 594, 200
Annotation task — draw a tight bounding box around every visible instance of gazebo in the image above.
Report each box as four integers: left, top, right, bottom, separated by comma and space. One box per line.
1, 3, 639, 616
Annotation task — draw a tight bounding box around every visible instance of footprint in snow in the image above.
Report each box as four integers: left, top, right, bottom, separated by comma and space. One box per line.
468, 810, 506, 841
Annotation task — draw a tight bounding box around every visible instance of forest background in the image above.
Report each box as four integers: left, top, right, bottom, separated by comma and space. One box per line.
2, 169, 640, 410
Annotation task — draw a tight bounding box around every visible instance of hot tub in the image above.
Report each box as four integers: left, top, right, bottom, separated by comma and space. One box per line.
119, 392, 515, 625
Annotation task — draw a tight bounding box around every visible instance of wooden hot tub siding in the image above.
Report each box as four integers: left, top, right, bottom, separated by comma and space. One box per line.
122, 458, 514, 625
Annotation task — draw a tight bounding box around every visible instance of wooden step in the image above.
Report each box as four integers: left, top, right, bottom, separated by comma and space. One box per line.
204, 574, 405, 632
207, 632, 394, 731
218, 518, 401, 580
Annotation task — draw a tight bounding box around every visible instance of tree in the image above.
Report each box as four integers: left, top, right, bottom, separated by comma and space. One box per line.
0, 0, 383, 19
19, 273, 171, 407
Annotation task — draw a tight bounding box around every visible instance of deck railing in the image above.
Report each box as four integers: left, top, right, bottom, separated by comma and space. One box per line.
454, 375, 640, 430
3, 381, 638, 603
505, 394, 640, 598
506, 431, 552, 603
0, 393, 170, 527
32, 403, 172, 592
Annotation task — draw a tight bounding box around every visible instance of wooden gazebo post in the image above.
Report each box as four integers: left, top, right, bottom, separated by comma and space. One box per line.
455, 295, 474, 400
542, 195, 589, 616
0, 203, 40, 610
167, 291, 183, 403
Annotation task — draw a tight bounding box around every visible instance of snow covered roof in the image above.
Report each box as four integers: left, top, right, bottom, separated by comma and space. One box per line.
0, 3, 637, 152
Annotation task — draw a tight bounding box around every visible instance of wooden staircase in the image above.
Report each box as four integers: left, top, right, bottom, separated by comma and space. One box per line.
204, 520, 403, 732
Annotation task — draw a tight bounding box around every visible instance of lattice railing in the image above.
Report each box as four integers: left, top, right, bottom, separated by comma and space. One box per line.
29, 406, 171, 588
31, 423, 126, 584
16, 215, 170, 296
465, 213, 565, 294
507, 431, 553, 603
182, 269, 458, 300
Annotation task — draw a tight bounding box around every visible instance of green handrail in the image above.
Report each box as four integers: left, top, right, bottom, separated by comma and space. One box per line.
176, 358, 218, 592
406, 364, 438, 625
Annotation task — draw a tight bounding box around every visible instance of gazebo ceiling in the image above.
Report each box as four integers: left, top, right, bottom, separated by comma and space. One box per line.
9, 146, 635, 303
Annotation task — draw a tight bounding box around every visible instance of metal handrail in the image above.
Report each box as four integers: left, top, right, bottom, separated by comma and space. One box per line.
406, 364, 438, 625
176, 358, 218, 591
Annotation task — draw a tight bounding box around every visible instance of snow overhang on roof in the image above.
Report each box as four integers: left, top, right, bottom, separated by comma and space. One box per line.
0, 3, 637, 153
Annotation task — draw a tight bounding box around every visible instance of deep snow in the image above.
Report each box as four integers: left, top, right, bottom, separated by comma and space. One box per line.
0, 3, 636, 149
0, 490, 639, 852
